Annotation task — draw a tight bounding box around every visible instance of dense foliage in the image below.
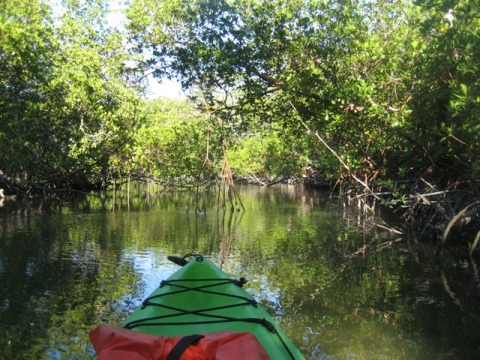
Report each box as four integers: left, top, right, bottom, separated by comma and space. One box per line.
1, 0, 479, 192
126, 0, 479, 186
125, 99, 216, 184
1, 0, 140, 189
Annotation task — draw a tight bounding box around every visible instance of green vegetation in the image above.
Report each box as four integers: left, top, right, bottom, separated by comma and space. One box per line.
2, 1, 479, 354
1, 0, 140, 189
124, 0, 479, 187
2, 0, 479, 191
114, 98, 215, 185
1, 0, 479, 241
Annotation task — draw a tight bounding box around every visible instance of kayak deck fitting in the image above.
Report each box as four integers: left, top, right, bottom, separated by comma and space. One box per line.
91, 254, 305, 359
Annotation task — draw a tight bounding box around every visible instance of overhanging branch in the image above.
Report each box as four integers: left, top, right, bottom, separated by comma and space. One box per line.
288, 100, 380, 200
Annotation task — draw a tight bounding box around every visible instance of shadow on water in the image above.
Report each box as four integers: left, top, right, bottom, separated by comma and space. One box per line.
0, 183, 479, 359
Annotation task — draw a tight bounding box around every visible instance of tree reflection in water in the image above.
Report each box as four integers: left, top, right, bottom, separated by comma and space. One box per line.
0, 184, 479, 359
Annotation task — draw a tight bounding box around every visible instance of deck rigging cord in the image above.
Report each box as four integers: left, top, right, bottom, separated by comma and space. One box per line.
123, 254, 297, 359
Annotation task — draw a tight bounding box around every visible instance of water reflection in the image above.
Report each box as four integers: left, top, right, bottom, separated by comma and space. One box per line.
0, 184, 479, 359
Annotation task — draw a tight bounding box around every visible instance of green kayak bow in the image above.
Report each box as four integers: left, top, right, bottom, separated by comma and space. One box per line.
121, 254, 305, 359
90, 254, 304, 360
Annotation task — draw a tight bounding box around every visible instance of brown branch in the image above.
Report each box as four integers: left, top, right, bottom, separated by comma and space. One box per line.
469, 230, 480, 256
442, 201, 480, 245
288, 100, 380, 200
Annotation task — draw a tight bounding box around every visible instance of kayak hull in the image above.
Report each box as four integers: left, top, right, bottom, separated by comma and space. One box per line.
122, 255, 305, 359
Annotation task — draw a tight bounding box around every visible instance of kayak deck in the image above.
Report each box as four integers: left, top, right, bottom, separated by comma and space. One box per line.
123, 254, 305, 359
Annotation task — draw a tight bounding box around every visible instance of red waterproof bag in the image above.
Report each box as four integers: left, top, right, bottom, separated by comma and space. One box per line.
90, 324, 270, 360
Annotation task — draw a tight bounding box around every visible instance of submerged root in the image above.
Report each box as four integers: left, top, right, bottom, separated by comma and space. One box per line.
399, 182, 480, 263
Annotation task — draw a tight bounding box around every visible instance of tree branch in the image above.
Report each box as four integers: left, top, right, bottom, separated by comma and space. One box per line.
288, 100, 380, 200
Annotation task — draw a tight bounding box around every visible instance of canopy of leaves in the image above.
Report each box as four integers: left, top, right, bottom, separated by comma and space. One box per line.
115, 98, 216, 185
0, 0, 141, 189
2, 0, 478, 192
126, 0, 480, 184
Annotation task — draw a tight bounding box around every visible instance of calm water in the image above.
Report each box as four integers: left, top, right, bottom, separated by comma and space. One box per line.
0, 183, 479, 359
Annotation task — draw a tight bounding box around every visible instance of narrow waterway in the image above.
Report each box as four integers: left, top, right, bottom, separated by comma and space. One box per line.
0, 183, 478, 359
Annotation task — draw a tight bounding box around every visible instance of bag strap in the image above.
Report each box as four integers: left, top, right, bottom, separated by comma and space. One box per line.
166, 334, 205, 360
